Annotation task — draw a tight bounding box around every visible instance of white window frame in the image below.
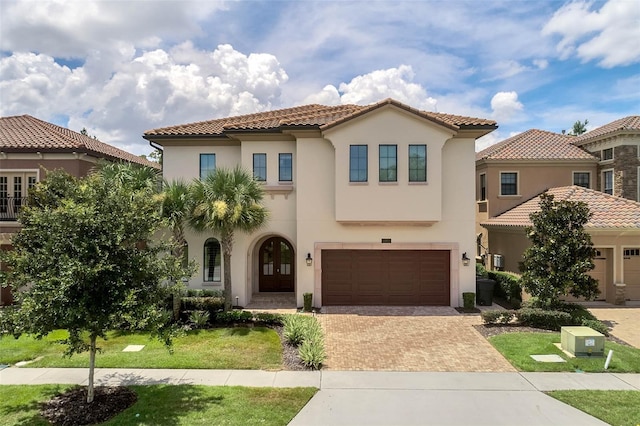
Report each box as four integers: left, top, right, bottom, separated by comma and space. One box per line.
602, 169, 614, 195
499, 171, 519, 196
572, 171, 591, 189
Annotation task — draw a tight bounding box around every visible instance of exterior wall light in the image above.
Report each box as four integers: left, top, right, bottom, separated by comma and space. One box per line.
306, 253, 313, 266
462, 252, 471, 267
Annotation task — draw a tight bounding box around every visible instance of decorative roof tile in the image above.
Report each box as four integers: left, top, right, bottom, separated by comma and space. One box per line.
144, 98, 496, 138
573, 116, 640, 145
476, 129, 597, 161
482, 186, 640, 229
0, 115, 158, 168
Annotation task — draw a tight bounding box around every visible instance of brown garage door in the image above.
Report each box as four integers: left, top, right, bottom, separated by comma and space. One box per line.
322, 249, 450, 306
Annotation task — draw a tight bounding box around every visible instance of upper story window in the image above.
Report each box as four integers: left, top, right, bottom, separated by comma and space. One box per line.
349, 145, 368, 182
279, 153, 292, 182
479, 173, 487, 200
253, 153, 267, 181
602, 148, 613, 161
200, 153, 216, 180
0, 172, 38, 218
379, 144, 397, 182
602, 170, 613, 195
408, 144, 426, 182
204, 238, 221, 282
573, 172, 590, 188
500, 172, 518, 196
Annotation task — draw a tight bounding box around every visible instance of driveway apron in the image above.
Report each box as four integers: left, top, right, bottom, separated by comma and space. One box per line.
318, 306, 515, 372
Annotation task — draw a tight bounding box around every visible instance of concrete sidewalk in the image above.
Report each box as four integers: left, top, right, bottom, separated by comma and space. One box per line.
2, 369, 638, 425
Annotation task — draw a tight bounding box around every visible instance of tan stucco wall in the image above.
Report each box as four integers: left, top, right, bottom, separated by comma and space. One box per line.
162, 143, 242, 181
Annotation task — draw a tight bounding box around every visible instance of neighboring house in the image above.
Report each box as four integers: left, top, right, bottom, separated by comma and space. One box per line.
482, 186, 640, 304
572, 116, 640, 202
0, 114, 159, 305
475, 129, 599, 261
144, 98, 497, 308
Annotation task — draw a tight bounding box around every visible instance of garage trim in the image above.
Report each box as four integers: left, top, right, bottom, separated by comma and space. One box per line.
313, 242, 460, 307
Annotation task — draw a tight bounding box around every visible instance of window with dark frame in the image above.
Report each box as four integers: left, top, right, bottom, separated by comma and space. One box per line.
408, 144, 426, 182
500, 172, 518, 195
253, 153, 267, 181
279, 153, 292, 181
573, 172, 590, 188
480, 173, 487, 200
199, 153, 216, 180
603, 170, 613, 195
204, 238, 221, 282
602, 148, 613, 161
379, 144, 397, 182
349, 145, 368, 182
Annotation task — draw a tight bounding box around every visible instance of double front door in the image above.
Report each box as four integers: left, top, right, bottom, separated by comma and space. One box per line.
259, 237, 294, 292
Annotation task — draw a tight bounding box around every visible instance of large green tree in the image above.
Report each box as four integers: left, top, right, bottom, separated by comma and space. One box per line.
189, 167, 268, 310
568, 119, 589, 136
0, 170, 186, 403
521, 193, 599, 307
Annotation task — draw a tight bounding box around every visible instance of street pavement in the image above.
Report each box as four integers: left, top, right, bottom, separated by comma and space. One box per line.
1, 368, 638, 425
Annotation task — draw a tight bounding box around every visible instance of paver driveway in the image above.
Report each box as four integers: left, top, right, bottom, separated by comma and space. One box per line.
589, 307, 640, 348
318, 306, 515, 372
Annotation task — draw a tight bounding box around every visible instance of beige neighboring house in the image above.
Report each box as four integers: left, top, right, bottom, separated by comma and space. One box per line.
475, 129, 599, 263
482, 186, 640, 304
572, 116, 640, 202
144, 98, 497, 308
0, 114, 159, 305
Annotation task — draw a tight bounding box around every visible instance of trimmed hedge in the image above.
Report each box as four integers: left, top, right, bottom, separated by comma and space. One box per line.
488, 271, 522, 308
481, 310, 515, 325
515, 308, 571, 330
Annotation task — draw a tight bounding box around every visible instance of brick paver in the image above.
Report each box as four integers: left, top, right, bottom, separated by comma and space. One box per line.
589, 307, 640, 348
318, 306, 515, 372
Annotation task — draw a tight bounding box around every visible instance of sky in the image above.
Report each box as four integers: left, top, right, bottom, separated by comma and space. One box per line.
1, 0, 639, 157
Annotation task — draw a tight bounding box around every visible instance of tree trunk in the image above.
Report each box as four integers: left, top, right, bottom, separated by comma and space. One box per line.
171, 227, 186, 320
221, 231, 233, 311
87, 335, 97, 403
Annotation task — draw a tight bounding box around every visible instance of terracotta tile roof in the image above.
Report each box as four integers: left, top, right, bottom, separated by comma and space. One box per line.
476, 129, 597, 161
482, 186, 640, 229
144, 98, 496, 138
573, 116, 640, 145
0, 115, 159, 168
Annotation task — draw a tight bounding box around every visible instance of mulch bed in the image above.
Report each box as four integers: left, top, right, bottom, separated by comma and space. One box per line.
273, 325, 307, 370
40, 386, 137, 426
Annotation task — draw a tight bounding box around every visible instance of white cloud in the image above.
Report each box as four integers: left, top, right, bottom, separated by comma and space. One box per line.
0, 44, 288, 155
490, 91, 524, 123
542, 0, 640, 67
533, 59, 549, 70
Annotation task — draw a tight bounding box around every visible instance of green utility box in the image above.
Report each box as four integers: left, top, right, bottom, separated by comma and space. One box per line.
560, 326, 605, 357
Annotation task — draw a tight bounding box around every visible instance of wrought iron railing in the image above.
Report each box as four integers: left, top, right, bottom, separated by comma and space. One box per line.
0, 197, 28, 221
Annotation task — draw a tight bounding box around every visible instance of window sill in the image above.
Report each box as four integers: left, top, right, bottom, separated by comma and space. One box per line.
278, 181, 293, 185
498, 195, 521, 198
349, 182, 369, 185
202, 282, 222, 287
378, 181, 398, 185
408, 181, 428, 185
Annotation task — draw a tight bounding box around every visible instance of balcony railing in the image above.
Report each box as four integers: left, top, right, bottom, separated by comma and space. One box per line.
0, 197, 28, 221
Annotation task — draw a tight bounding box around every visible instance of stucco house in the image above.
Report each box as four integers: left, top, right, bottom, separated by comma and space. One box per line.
144, 98, 497, 308
572, 116, 640, 201
0, 114, 159, 305
482, 186, 640, 304
475, 129, 599, 261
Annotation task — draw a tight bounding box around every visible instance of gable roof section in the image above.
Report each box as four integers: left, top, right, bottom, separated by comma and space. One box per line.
476, 129, 596, 161
0, 115, 159, 168
144, 98, 496, 139
573, 116, 640, 146
482, 185, 640, 229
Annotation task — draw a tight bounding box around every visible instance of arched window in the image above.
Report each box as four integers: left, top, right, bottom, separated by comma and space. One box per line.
204, 238, 221, 282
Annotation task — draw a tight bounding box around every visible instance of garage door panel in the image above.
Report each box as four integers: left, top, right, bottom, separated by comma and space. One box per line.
624, 249, 640, 300
322, 249, 450, 306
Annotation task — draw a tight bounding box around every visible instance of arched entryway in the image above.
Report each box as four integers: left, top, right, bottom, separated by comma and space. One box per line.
258, 237, 295, 292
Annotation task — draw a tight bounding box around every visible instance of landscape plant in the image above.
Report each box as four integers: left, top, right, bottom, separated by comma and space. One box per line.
0, 169, 188, 403
283, 314, 326, 369
189, 167, 269, 310
520, 193, 599, 307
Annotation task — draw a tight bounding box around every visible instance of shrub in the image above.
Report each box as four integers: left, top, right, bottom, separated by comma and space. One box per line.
303, 293, 313, 312
253, 312, 284, 326
481, 310, 515, 325
581, 319, 610, 336
462, 292, 475, 309
215, 310, 253, 324
283, 315, 312, 346
515, 308, 572, 330
488, 271, 522, 308
284, 314, 326, 369
189, 310, 210, 328
181, 296, 224, 318
299, 332, 326, 370
476, 263, 488, 278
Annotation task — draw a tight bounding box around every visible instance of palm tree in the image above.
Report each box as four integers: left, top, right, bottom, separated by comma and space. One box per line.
93, 161, 160, 193
189, 167, 269, 310
158, 179, 192, 319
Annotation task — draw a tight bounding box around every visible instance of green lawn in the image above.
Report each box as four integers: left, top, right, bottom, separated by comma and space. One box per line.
489, 332, 640, 372
548, 390, 640, 426
0, 328, 282, 369
0, 384, 317, 426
